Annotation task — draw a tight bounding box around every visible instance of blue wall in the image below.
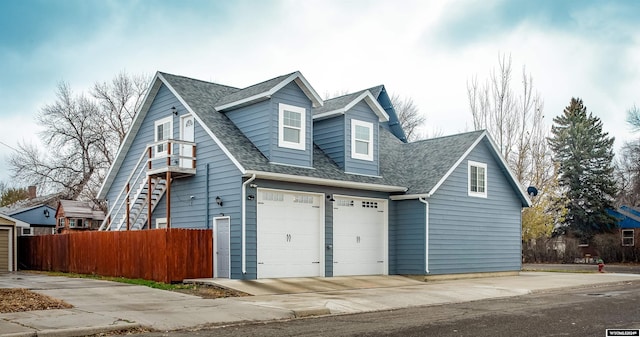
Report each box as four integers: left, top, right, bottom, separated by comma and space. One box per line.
427, 138, 522, 274
313, 115, 346, 169
9, 205, 56, 226
389, 199, 425, 274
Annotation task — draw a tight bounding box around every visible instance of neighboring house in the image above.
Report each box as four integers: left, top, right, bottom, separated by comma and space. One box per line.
97, 71, 531, 280
0, 214, 28, 272
0, 186, 62, 236
0, 204, 56, 236
55, 200, 106, 234
608, 206, 640, 247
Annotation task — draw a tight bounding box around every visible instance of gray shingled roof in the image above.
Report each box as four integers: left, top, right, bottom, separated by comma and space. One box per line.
213, 72, 296, 109
314, 85, 385, 116
162, 73, 406, 188
391, 130, 485, 194
58, 200, 105, 219
160, 73, 506, 197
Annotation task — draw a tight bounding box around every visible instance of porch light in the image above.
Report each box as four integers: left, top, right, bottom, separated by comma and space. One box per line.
216, 196, 223, 206
171, 106, 178, 115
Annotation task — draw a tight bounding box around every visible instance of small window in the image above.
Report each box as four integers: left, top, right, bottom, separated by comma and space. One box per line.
22, 227, 32, 236
154, 116, 173, 156
58, 218, 65, 228
468, 161, 487, 198
351, 119, 373, 161
622, 229, 634, 246
278, 103, 306, 150
156, 218, 167, 229
69, 219, 76, 228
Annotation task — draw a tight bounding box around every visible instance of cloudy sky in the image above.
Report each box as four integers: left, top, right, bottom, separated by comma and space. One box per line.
1, 0, 639, 185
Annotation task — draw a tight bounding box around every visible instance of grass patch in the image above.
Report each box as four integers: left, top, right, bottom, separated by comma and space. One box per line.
31, 271, 193, 290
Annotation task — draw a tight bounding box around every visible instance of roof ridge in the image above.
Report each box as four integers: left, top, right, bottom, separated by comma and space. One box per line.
409, 129, 485, 144
158, 71, 241, 90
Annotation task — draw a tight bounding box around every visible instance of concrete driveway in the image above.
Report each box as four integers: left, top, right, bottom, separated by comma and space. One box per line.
2, 271, 640, 336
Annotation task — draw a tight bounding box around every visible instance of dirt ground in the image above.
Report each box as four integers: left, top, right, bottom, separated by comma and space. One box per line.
172, 283, 249, 299
0, 288, 73, 313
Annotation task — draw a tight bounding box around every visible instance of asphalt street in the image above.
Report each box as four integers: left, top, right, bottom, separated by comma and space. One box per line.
136, 280, 640, 337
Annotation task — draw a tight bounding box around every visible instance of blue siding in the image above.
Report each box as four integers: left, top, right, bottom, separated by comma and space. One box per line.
9, 206, 56, 226
225, 100, 271, 159
105, 83, 244, 277
269, 82, 313, 167
389, 199, 425, 274
345, 101, 379, 176
427, 138, 522, 275
313, 116, 345, 169
106, 84, 180, 206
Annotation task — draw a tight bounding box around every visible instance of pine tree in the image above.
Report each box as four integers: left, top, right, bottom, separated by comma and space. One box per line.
548, 98, 617, 242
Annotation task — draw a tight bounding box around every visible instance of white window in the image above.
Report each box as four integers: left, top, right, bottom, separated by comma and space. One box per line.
58, 218, 65, 228
351, 119, 373, 161
154, 116, 173, 156
69, 219, 76, 228
278, 103, 306, 150
156, 218, 168, 229
622, 229, 634, 246
22, 227, 32, 236
468, 161, 487, 198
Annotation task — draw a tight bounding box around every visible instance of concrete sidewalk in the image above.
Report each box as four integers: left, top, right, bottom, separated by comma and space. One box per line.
2, 271, 640, 337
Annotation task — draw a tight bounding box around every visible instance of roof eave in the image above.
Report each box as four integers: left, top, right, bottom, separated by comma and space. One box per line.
245, 170, 407, 193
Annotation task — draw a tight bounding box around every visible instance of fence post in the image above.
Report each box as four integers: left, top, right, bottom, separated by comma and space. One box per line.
126, 183, 130, 231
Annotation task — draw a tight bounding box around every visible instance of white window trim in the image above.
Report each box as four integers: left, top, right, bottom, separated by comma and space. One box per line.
468, 161, 487, 198
351, 119, 373, 161
156, 218, 167, 229
154, 116, 173, 157
21, 227, 33, 236
278, 103, 306, 150
622, 229, 634, 246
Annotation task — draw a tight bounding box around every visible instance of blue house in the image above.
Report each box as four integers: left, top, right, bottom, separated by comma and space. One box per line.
97, 71, 530, 280
608, 206, 640, 247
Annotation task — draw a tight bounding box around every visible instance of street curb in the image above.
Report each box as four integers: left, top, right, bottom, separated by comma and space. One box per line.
34, 322, 142, 337
2, 332, 36, 337
291, 308, 331, 318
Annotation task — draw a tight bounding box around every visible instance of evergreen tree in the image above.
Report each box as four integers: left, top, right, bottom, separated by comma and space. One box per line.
548, 98, 617, 241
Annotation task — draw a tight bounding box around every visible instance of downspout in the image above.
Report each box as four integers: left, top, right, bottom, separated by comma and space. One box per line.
241, 174, 257, 275
418, 197, 430, 274
205, 163, 210, 229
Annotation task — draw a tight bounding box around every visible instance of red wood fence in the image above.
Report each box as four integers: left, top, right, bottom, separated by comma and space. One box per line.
18, 229, 213, 283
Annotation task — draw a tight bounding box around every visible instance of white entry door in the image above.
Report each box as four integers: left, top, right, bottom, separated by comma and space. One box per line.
180, 114, 195, 168
213, 217, 230, 278
333, 196, 387, 276
257, 189, 324, 278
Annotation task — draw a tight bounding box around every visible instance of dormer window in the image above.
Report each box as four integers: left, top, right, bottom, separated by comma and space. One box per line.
278, 103, 306, 150
351, 119, 373, 161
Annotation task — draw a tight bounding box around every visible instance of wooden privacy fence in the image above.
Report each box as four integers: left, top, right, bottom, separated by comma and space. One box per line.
18, 229, 213, 283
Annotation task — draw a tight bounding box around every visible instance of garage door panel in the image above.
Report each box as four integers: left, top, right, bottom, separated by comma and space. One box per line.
0, 229, 9, 272
257, 190, 323, 278
333, 197, 386, 276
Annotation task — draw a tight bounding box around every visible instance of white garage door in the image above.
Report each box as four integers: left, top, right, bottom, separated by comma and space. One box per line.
257, 189, 324, 278
333, 196, 387, 276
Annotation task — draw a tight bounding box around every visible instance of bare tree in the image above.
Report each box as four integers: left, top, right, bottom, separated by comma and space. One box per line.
391, 94, 426, 142
467, 53, 555, 241
9, 72, 149, 200
617, 105, 640, 206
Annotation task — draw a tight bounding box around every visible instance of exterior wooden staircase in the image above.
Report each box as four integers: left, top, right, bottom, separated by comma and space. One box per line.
99, 139, 196, 231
